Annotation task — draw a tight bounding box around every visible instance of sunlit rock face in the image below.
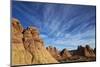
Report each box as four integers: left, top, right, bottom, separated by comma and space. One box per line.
46, 46, 61, 61
23, 27, 58, 64
12, 18, 23, 43
12, 18, 32, 65
46, 46, 72, 61
12, 18, 58, 66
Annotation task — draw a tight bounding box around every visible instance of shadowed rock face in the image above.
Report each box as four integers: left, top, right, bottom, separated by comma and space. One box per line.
94, 48, 96, 54
60, 48, 72, 60
73, 45, 95, 58
12, 18, 58, 66
85, 45, 95, 58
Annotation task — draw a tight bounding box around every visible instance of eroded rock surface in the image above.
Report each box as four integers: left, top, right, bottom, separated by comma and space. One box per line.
73, 45, 95, 58
60, 48, 72, 60
23, 27, 58, 64
46, 46, 61, 61
12, 18, 58, 66
12, 18, 32, 65
46, 46, 72, 61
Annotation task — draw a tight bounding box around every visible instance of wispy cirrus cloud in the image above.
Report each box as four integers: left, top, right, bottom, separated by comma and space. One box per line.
12, 1, 96, 50
40, 28, 95, 50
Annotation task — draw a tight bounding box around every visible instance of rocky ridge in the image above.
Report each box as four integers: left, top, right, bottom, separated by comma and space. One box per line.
46, 45, 96, 62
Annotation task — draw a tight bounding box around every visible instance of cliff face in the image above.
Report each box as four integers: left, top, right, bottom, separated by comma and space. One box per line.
12, 18, 58, 66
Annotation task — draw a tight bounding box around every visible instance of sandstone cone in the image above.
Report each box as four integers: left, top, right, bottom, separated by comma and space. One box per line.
23, 27, 58, 64
74, 45, 95, 58
60, 48, 72, 60
46, 46, 61, 61
84, 45, 95, 58
12, 18, 58, 65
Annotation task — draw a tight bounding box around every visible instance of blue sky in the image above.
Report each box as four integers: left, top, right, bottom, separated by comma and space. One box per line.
12, 1, 96, 50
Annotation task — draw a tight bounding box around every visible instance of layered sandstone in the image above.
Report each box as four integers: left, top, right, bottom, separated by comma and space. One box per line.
46, 46, 61, 61
23, 27, 58, 64
12, 18, 32, 65
12, 18, 58, 66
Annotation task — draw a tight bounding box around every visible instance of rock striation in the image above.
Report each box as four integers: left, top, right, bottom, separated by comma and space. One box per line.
12, 18, 32, 65
12, 18, 58, 66
22, 27, 58, 64
46, 46, 61, 61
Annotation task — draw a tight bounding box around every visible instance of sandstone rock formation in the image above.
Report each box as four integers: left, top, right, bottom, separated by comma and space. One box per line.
85, 45, 95, 58
46, 46, 61, 61
23, 27, 58, 64
11, 18, 96, 65
12, 18, 58, 66
12, 18, 32, 65
46, 46, 72, 61
73, 45, 95, 58
60, 48, 72, 60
